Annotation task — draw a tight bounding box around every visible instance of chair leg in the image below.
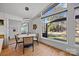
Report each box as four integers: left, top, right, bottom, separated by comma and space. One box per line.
15, 43, 17, 49
37, 40, 39, 45
32, 44, 34, 52
32, 37, 34, 52
37, 37, 39, 45
23, 45, 24, 54
23, 38, 24, 54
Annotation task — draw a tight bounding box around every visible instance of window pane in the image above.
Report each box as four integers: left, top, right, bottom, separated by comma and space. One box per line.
57, 3, 67, 9
75, 19, 79, 44
47, 13, 67, 41
42, 12, 67, 41
42, 3, 67, 42
75, 4, 79, 44
42, 3, 67, 17
21, 23, 28, 34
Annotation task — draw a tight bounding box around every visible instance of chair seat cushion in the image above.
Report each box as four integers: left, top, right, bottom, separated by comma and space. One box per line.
33, 38, 37, 40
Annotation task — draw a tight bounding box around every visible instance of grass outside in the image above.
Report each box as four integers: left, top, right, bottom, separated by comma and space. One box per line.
75, 38, 79, 43
48, 36, 79, 43
48, 36, 66, 41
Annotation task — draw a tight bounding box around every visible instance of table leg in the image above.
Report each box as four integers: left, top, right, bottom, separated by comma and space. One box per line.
23, 37, 24, 54
32, 37, 34, 52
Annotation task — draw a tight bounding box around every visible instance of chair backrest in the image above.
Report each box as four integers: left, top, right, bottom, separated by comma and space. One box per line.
24, 37, 33, 44
36, 33, 39, 40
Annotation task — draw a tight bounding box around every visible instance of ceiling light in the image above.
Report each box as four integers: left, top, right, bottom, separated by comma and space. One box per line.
25, 7, 29, 11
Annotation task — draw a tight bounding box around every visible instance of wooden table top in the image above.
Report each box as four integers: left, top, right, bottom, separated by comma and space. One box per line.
17, 34, 36, 38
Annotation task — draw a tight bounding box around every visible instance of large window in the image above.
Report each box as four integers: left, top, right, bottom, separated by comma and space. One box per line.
47, 18, 66, 41
47, 12, 67, 41
42, 12, 67, 41
75, 4, 79, 44
75, 19, 79, 44
42, 3, 67, 41
21, 22, 29, 34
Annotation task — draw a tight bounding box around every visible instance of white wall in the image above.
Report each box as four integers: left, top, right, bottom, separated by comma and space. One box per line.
0, 17, 9, 46
0, 12, 23, 46
9, 20, 22, 39
0, 24, 6, 34
31, 17, 43, 38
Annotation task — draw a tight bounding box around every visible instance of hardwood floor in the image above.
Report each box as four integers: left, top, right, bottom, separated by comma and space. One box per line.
0, 39, 72, 56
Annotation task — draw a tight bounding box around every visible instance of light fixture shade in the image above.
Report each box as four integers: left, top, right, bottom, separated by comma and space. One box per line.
22, 18, 30, 23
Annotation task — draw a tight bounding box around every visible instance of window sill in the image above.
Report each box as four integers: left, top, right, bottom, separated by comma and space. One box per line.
41, 37, 68, 44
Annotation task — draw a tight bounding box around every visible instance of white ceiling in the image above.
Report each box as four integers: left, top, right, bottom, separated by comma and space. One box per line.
0, 3, 49, 19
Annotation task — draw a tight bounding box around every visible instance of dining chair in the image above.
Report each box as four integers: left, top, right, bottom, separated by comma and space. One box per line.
33, 33, 39, 45
23, 36, 34, 54
15, 34, 23, 49
15, 34, 34, 54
